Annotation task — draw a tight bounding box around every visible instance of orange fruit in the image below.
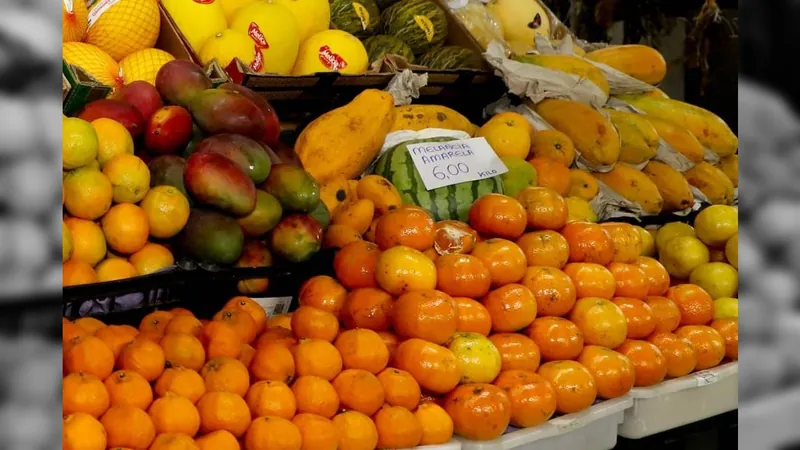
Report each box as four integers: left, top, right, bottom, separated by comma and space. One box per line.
292, 376, 340, 419
95, 257, 138, 281
526, 317, 584, 361
434, 220, 479, 255
453, 297, 492, 336
239, 344, 256, 367
468, 193, 527, 240
223, 296, 268, 335
332, 369, 385, 416
471, 238, 527, 287
568, 169, 599, 200
435, 254, 491, 298
633, 256, 670, 296
561, 222, 614, 265
140, 185, 191, 239
160, 332, 206, 371
667, 284, 715, 326
154, 367, 206, 404
393, 338, 461, 395
616, 339, 668, 386
103, 153, 151, 204
577, 346, 635, 399
63, 413, 107, 450
63, 259, 99, 286
482, 284, 537, 332
255, 327, 297, 350
244, 416, 302, 450
291, 306, 340, 342
100, 405, 156, 449
392, 289, 458, 344
647, 332, 697, 377
569, 297, 628, 349
63, 167, 113, 220
201, 357, 251, 397
294, 338, 343, 381
530, 129, 575, 166
333, 411, 378, 450
129, 242, 175, 276
528, 157, 570, 195
333, 240, 381, 289
563, 262, 619, 300
148, 393, 201, 436
489, 333, 541, 372
213, 308, 259, 344
646, 296, 682, 333
675, 325, 726, 370
335, 329, 389, 374
164, 315, 204, 338
64, 335, 115, 380
94, 324, 139, 358
414, 402, 454, 445
608, 262, 650, 299
268, 313, 293, 331
612, 297, 656, 339
298, 275, 348, 316
377, 331, 401, 361
196, 430, 240, 450
516, 230, 570, 268
197, 391, 252, 438
149, 433, 200, 450
710, 318, 738, 360
139, 310, 175, 340
63, 372, 110, 418
101, 203, 150, 254
105, 370, 154, 409
601, 222, 642, 263
515, 187, 568, 230
74, 317, 107, 334
521, 266, 577, 317
443, 383, 512, 440
493, 369, 557, 427
245, 380, 297, 419
292, 413, 339, 450
375, 246, 437, 295
204, 321, 245, 360
377, 368, 421, 410
536, 361, 597, 414
250, 343, 296, 383
374, 405, 423, 449
119, 337, 166, 382
374, 207, 435, 251
340, 288, 394, 331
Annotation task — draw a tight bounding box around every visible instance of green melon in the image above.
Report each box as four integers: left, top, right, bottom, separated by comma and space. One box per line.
381, 0, 448, 55
330, 0, 381, 38
419, 45, 483, 70
375, 0, 400, 11
373, 137, 505, 221
363, 35, 415, 63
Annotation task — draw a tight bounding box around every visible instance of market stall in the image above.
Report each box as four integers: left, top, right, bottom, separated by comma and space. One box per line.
59, 0, 739, 448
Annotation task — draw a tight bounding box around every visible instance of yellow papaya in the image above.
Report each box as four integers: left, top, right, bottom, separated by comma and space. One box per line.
716, 154, 738, 188
684, 162, 735, 205
568, 169, 599, 200
604, 109, 659, 164
332, 198, 375, 235
594, 163, 663, 214
319, 177, 358, 217
390, 105, 474, 135
585, 45, 667, 85
295, 89, 396, 184
641, 161, 694, 212
617, 95, 738, 157
356, 175, 403, 215
646, 117, 705, 163
532, 99, 620, 167
516, 54, 610, 97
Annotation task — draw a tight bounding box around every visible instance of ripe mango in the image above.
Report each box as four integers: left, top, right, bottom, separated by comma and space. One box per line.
179, 208, 245, 265
78, 99, 145, 138
194, 134, 273, 184
189, 89, 267, 141
184, 152, 257, 216
262, 164, 320, 213
148, 155, 189, 199
270, 214, 324, 263
155, 60, 212, 108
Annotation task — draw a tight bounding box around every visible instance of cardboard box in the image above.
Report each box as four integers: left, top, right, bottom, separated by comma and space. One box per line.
62, 60, 112, 117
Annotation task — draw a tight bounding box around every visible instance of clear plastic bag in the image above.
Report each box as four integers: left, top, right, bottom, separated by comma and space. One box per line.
446, 0, 507, 53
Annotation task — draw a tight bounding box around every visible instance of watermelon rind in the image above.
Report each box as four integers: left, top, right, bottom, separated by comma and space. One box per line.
381, 0, 449, 55
330, 0, 381, 38
374, 137, 505, 221
363, 35, 415, 63
419, 45, 483, 70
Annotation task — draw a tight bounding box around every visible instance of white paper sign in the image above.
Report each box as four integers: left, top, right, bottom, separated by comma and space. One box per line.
251, 296, 292, 317
406, 137, 508, 191
695, 370, 718, 387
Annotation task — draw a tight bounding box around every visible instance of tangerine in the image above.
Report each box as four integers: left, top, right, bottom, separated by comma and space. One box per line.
645, 296, 682, 333
435, 254, 492, 298
392, 289, 458, 344
290, 306, 339, 342
105, 370, 154, 409
394, 338, 461, 394
292, 376, 340, 419
332, 369, 385, 416
675, 325, 726, 369
647, 332, 697, 377
515, 186, 569, 230
453, 297, 492, 336
434, 220, 479, 255
250, 344, 295, 384
536, 361, 597, 414
601, 222, 642, 263
667, 284, 715, 326
119, 337, 166, 382
569, 297, 628, 349
375, 246, 437, 295
340, 288, 394, 331
710, 318, 738, 360
148, 393, 201, 436
488, 333, 541, 372
335, 329, 390, 374
576, 346, 635, 399
294, 338, 343, 381
201, 357, 251, 397
471, 238, 527, 287
332, 411, 378, 450
526, 317, 584, 361
516, 230, 570, 268
244, 416, 302, 450
197, 391, 252, 438
414, 402, 454, 445
616, 339, 668, 386
292, 413, 339, 450
154, 367, 206, 404
443, 383, 511, 440
377, 368, 421, 410
374, 207, 435, 251
563, 262, 619, 300
298, 275, 348, 316
521, 266, 577, 317
468, 193, 527, 239
63, 372, 110, 418
612, 297, 656, 339
634, 256, 670, 296
245, 380, 297, 420
561, 222, 614, 265
482, 284, 538, 332
493, 369, 557, 427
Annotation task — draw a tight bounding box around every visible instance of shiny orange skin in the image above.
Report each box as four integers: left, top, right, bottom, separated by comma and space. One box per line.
647, 332, 697, 378
710, 318, 739, 360
563, 263, 616, 299
561, 222, 614, 265
435, 254, 491, 298
63, 372, 110, 418
201, 357, 251, 397
633, 257, 670, 296
94, 325, 139, 359
515, 187, 568, 230
667, 284, 715, 326
334, 328, 390, 374
536, 361, 597, 414
153, 367, 205, 405
160, 332, 206, 371
292, 413, 339, 450
64, 335, 115, 380
468, 194, 527, 240
612, 297, 656, 339
374, 207, 436, 251
340, 288, 394, 331
255, 327, 297, 351
139, 311, 174, 340
516, 230, 570, 268
332, 411, 378, 450
223, 296, 268, 335
674, 326, 726, 370
118, 337, 166, 382
601, 222, 642, 263
245, 380, 297, 420
332, 369, 385, 416
393, 338, 462, 394
645, 296, 682, 333
470, 239, 527, 287
526, 317, 584, 361
482, 284, 538, 332
568, 298, 628, 349
453, 297, 492, 336
489, 333, 541, 372
377, 368, 421, 410
444, 384, 512, 441
375, 246, 437, 295
333, 241, 381, 290
291, 376, 340, 419
100, 405, 156, 449
616, 339, 668, 387
293, 338, 343, 381
434, 220, 479, 255
377, 331, 401, 362
492, 370, 557, 428
244, 416, 302, 450
374, 405, 424, 449
213, 309, 258, 345
414, 403, 455, 446
577, 346, 635, 399
607, 263, 650, 299
196, 391, 251, 438
105, 370, 154, 410
521, 266, 577, 317
528, 158, 571, 196
392, 289, 458, 345
298, 275, 348, 316
291, 306, 340, 343
250, 343, 295, 384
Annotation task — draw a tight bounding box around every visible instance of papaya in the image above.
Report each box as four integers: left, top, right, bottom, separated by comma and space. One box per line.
320, 177, 358, 217
585, 45, 667, 85
515, 54, 610, 97
641, 161, 694, 212
683, 162, 735, 205
603, 109, 659, 165
716, 154, 738, 188
617, 95, 738, 157
356, 175, 402, 215
624, 88, 669, 100
532, 99, 620, 167
568, 169, 599, 200
295, 89, 396, 183
390, 104, 475, 135
594, 163, 663, 214
646, 117, 704, 163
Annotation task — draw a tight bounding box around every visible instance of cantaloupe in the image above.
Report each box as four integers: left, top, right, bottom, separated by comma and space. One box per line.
62, 0, 89, 43
85, 0, 161, 61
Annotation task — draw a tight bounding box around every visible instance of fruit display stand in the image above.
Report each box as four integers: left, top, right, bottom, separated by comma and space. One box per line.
616, 362, 738, 439
457, 396, 632, 450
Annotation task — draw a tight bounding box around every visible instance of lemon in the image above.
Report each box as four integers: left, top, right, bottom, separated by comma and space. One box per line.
199, 29, 256, 69
96, 258, 138, 282
565, 196, 598, 223
694, 205, 738, 248
689, 262, 738, 299
658, 235, 710, 279
63, 117, 99, 170
636, 225, 655, 256
655, 222, 695, 253
725, 233, 738, 269
713, 297, 738, 319
62, 222, 73, 262
92, 118, 134, 168
103, 154, 151, 204
63, 168, 113, 220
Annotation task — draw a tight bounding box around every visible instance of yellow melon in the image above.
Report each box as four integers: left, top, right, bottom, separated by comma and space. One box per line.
271, 0, 331, 43
230, 2, 300, 75
199, 30, 257, 70
218, 0, 257, 24
486, 0, 552, 55
63, 42, 125, 93
292, 30, 368, 76
85, 0, 161, 61
119, 48, 175, 85
162, 0, 228, 53
63, 0, 89, 42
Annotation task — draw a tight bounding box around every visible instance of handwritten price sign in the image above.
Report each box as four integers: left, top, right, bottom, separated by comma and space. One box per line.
406, 137, 508, 191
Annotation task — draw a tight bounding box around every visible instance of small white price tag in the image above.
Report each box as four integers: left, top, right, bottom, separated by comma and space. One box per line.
695, 370, 718, 387
406, 137, 508, 191
251, 296, 292, 317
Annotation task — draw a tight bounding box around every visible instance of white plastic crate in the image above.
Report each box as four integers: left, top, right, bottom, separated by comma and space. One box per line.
457, 396, 633, 450
411, 441, 462, 450
617, 361, 739, 439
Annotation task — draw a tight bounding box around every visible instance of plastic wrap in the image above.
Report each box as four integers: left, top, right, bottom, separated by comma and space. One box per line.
445, 0, 507, 54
